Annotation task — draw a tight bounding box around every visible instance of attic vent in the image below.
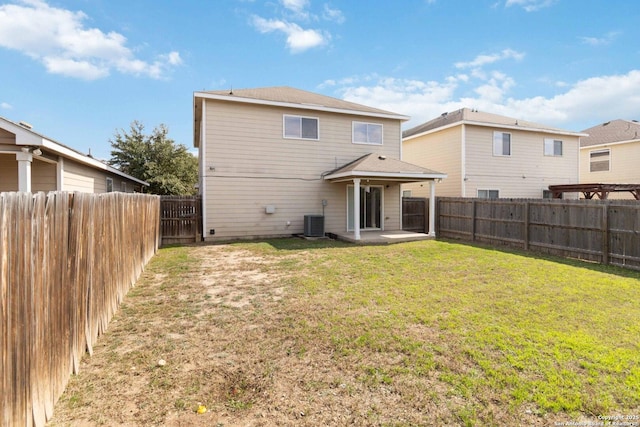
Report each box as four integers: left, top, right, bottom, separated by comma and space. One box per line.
18, 121, 33, 129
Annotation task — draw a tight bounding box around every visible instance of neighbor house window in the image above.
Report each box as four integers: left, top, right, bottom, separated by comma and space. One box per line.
544, 138, 563, 156
353, 122, 383, 145
283, 115, 319, 140
121, 181, 127, 192
590, 149, 610, 172
477, 189, 499, 199
493, 132, 511, 156
106, 177, 113, 193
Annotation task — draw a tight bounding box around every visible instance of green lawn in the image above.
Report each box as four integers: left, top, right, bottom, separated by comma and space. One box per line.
50, 238, 640, 426
249, 238, 640, 423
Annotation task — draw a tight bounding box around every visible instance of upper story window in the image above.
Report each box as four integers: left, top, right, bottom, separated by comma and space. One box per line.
353, 122, 383, 145
283, 115, 319, 140
493, 131, 511, 156
590, 149, 610, 172
544, 138, 563, 156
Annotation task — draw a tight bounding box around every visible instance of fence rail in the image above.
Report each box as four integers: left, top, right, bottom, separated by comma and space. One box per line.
1, 191, 160, 427
437, 197, 640, 270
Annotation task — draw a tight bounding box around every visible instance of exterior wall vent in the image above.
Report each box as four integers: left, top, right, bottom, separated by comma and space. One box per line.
303, 214, 324, 237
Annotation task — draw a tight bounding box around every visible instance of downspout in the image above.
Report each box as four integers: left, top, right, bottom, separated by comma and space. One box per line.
200, 99, 207, 240
461, 124, 466, 197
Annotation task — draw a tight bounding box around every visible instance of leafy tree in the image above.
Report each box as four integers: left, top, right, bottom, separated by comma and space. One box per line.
109, 121, 198, 195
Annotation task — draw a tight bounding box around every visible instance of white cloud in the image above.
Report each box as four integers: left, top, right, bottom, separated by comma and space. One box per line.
281, 0, 309, 13
0, 0, 182, 80
251, 15, 327, 53
455, 49, 524, 69
323, 4, 345, 24
324, 69, 640, 132
580, 31, 621, 46
505, 0, 557, 12
1, 102, 12, 110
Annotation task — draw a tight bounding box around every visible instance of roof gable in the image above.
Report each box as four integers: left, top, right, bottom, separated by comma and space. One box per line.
323, 153, 446, 182
580, 119, 640, 147
195, 86, 409, 120
403, 107, 585, 139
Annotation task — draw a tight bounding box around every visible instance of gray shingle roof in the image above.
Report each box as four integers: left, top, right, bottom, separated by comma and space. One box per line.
580, 119, 640, 147
323, 153, 446, 182
201, 86, 408, 119
403, 107, 583, 138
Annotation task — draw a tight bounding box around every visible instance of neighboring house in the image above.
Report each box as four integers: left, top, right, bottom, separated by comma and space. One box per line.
193, 86, 446, 242
0, 116, 148, 193
579, 119, 640, 199
402, 108, 586, 199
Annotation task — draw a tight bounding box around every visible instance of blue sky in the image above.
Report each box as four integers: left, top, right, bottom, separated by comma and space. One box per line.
1, 0, 639, 159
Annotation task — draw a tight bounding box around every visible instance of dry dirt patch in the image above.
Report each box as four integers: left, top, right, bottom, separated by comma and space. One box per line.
49, 243, 369, 427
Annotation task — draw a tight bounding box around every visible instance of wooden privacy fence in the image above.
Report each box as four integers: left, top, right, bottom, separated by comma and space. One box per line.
160, 195, 201, 246
402, 197, 429, 233
0, 191, 160, 427
437, 197, 640, 270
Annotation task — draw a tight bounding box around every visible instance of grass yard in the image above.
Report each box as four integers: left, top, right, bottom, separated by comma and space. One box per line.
49, 239, 640, 426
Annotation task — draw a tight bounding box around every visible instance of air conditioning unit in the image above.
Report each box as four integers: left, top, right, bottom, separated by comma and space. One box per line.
304, 214, 324, 237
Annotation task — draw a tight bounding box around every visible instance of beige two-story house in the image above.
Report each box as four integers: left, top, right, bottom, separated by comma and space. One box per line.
402, 108, 585, 199
0, 116, 147, 193
193, 86, 446, 242
579, 119, 640, 199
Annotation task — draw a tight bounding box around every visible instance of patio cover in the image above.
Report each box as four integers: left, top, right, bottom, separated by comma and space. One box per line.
323, 153, 447, 240
323, 153, 446, 183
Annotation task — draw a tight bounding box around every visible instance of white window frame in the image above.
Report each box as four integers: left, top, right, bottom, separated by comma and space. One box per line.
106, 177, 114, 193
544, 138, 563, 156
589, 149, 610, 172
352, 121, 383, 145
283, 114, 319, 140
477, 189, 499, 199
493, 131, 511, 156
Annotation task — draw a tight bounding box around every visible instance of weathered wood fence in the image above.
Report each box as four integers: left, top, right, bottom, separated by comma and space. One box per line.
159, 195, 201, 246
437, 197, 640, 270
1, 191, 160, 427
402, 197, 429, 233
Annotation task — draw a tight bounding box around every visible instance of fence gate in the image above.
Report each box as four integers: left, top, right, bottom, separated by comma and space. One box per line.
160, 196, 202, 246
402, 197, 429, 233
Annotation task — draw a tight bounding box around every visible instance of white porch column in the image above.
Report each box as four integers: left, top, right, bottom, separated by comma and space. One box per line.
428, 180, 437, 237
16, 151, 33, 192
353, 178, 361, 241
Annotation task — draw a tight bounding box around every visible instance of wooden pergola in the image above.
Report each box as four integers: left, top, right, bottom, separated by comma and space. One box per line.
548, 183, 640, 200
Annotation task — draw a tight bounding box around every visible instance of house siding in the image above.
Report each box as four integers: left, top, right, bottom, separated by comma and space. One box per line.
32, 158, 57, 192
401, 126, 462, 198
202, 99, 402, 240
580, 141, 640, 199
0, 153, 18, 192
464, 125, 579, 198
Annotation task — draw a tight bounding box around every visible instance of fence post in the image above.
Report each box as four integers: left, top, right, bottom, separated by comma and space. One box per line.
523, 201, 529, 250
471, 200, 476, 242
602, 204, 609, 265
